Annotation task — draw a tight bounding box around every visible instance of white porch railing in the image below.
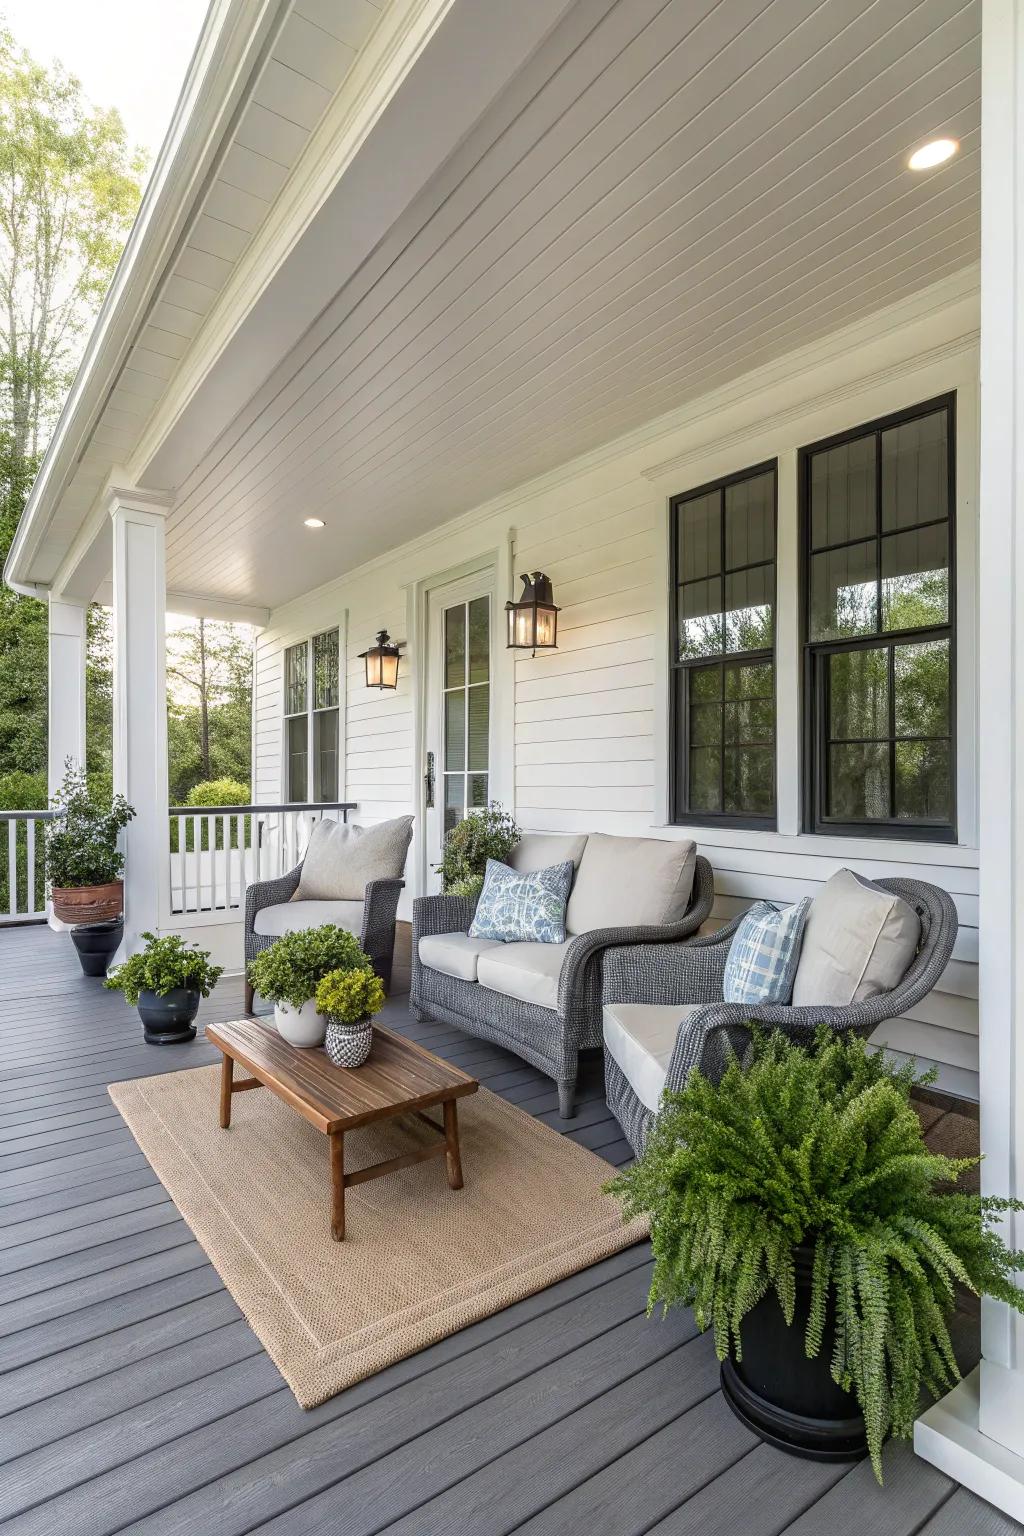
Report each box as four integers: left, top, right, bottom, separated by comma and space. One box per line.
0, 811, 54, 925
169, 802, 356, 918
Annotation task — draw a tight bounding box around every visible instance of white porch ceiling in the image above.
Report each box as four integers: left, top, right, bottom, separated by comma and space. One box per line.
162, 0, 980, 609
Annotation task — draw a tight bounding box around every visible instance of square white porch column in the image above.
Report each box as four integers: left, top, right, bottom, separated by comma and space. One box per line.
47, 597, 87, 797
109, 486, 173, 952
915, 0, 1024, 1517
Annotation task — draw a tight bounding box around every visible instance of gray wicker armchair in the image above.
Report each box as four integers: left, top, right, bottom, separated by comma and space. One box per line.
244, 864, 404, 1012
410, 854, 715, 1119
602, 877, 959, 1154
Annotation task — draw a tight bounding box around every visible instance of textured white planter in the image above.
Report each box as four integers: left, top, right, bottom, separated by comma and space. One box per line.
274, 998, 327, 1048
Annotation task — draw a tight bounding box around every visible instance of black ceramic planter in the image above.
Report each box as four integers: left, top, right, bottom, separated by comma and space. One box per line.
720, 1244, 868, 1462
137, 987, 201, 1044
70, 919, 124, 978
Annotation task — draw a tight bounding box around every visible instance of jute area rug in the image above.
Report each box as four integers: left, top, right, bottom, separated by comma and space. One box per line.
109, 1065, 647, 1408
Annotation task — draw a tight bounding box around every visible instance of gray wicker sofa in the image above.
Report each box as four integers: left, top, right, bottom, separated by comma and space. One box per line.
410, 831, 715, 1119
601, 875, 958, 1155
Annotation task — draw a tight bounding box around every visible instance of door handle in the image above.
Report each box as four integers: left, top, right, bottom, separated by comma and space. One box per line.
425, 750, 435, 809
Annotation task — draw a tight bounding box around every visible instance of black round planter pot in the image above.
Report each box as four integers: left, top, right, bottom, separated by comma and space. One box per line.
70, 919, 124, 978
137, 987, 201, 1045
720, 1243, 868, 1462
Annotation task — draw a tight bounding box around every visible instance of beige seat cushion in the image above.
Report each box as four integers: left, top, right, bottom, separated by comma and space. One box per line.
294, 815, 413, 901
565, 833, 697, 934
507, 832, 589, 876
254, 899, 364, 938
418, 931, 503, 983
477, 941, 572, 1011
603, 1002, 705, 1114
791, 869, 921, 1007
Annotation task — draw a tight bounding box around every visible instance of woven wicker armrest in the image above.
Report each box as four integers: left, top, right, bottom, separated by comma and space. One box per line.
244, 863, 302, 936
600, 917, 742, 1008
411, 892, 477, 943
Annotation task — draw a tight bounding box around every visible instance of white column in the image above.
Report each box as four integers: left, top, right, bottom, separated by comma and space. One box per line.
109, 486, 172, 952
915, 0, 1024, 1516
47, 597, 87, 798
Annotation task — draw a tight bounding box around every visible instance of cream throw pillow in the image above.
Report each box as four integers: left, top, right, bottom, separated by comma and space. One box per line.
293, 815, 413, 902
565, 833, 696, 935
791, 868, 921, 1007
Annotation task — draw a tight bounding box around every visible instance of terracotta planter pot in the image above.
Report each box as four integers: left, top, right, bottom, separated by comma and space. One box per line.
51, 881, 124, 925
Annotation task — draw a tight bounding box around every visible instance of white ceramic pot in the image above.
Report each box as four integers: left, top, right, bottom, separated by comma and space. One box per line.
274, 998, 327, 1048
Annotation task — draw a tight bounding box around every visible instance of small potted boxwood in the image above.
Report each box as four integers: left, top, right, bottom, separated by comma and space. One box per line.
46, 762, 135, 939
609, 1028, 1024, 1481
105, 932, 223, 1044
247, 926, 373, 1048
316, 967, 387, 1067
436, 801, 519, 900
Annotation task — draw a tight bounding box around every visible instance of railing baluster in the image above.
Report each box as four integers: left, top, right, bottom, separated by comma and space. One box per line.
26, 819, 35, 916
8, 819, 17, 918
206, 814, 216, 909
221, 813, 231, 907
190, 814, 200, 913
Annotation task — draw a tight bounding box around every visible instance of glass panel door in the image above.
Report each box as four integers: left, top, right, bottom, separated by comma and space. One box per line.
442, 596, 490, 833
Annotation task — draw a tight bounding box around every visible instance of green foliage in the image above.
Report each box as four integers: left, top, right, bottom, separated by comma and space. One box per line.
248, 925, 372, 1009
436, 802, 520, 899
104, 931, 223, 1008
44, 759, 134, 888
315, 967, 386, 1024
186, 778, 250, 807
608, 1030, 1024, 1482
0, 767, 44, 809
167, 618, 253, 804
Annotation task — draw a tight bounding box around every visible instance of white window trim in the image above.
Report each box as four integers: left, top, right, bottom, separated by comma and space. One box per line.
281, 615, 347, 805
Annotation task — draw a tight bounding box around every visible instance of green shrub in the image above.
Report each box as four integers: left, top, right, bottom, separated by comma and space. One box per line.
186, 778, 250, 807
315, 967, 386, 1024
608, 1028, 1024, 1482
172, 778, 251, 853
248, 925, 372, 1008
45, 760, 135, 889
436, 802, 520, 899
104, 932, 223, 1007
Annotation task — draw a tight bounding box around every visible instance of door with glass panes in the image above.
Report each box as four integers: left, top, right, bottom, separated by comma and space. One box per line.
424, 578, 493, 884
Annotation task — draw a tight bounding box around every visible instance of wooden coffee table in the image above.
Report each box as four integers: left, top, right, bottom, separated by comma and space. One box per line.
206, 1018, 479, 1241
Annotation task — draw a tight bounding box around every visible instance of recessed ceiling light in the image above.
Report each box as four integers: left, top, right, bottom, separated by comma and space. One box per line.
303, 517, 325, 528
908, 138, 959, 171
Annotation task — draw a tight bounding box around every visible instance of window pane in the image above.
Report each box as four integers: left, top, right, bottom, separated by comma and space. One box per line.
894, 639, 950, 738
444, 689, 465, 772
689, 746, 721, 812
724, 696, 774, 744
882, 410, 948, 531
445, 605, 465, 688
468, 596, 490, 684
881, 523, 949, 631
809, 540, 878, 640
725, 473, 774, 568
678, 576, 723, 658
828, 648, 888, 740
895, 740, 951, 820
678, 492, 721, 582
810, 436, 876, 549
467, 773, 489, 811
287, 715, 308, 802
690, 662, 721, 701
689, 701, 722, 746
724, 747, 773, 815
285, 642, 307, 715
468, 684, 489, 771
725, 564, 773, 652
313, 709, 338, 801
444, 773, 464, 834
312, 629, 339, 710
828, 742, 890, 820
725, 659, 773, 699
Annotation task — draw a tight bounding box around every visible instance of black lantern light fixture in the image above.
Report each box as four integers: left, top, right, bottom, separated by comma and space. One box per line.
360, 629, 403, 690
505, 571, 560, 653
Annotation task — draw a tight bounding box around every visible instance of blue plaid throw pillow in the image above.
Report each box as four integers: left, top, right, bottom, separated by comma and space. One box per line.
723, 898, 812, 1005
469, 858, 574, 944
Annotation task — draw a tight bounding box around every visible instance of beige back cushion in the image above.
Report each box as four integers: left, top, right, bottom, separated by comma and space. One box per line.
507, 832, 589, 876
294, 815, 413, 902
565, 833, 697, 935
791, 868, 921, 1007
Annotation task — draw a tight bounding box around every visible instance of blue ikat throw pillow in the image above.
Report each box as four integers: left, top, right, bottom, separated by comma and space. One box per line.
469, 858, 574, 945
723, 897, 812, 1006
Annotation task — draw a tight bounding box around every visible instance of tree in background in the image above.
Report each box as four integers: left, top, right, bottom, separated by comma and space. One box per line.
166, 618, 253, 805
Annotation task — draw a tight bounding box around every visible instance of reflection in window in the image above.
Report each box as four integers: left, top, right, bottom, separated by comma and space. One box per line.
443, 597, 490, 833
671, 465, 776, 824
285, 630, 341, 803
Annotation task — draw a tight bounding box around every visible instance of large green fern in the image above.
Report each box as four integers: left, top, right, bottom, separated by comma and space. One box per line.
608, 1029, 1024, 1481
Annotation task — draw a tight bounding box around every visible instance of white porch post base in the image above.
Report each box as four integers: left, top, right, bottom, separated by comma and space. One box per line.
916, 1370, 1024, 1523
46, 596, 87, 929
110, 486, 172, 954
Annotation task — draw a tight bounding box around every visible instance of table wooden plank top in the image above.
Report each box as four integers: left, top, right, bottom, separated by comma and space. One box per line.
206, 1018, 478, 1134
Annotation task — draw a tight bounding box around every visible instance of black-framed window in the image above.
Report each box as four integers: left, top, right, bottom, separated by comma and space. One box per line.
670, 462, 777, 827
801, 395, 955, 841
284, 628, 340, 802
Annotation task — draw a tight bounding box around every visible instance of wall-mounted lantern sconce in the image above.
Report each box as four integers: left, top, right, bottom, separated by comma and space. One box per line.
505, 571, 560, 653
360, 629, 403, 690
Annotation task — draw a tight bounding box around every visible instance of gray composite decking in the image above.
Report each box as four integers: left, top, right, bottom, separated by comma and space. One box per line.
0, 922, 1019, 1536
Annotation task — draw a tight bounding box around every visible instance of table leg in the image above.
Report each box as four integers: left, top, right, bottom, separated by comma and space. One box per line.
330, 1130, 345, 1241
219, 1053, 233, 1129
443, 1098, 464, 1190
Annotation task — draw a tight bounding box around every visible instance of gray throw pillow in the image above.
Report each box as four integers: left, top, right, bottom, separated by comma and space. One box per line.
293, 815, 413, 902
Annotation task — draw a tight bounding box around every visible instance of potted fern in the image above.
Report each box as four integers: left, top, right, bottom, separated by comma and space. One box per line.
609, 1028, 1024, 1481
247, 926, 373, 1047
105, 932, 223, 1043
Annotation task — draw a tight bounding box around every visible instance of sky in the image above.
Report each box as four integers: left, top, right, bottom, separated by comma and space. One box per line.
1, 0, 210, 168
